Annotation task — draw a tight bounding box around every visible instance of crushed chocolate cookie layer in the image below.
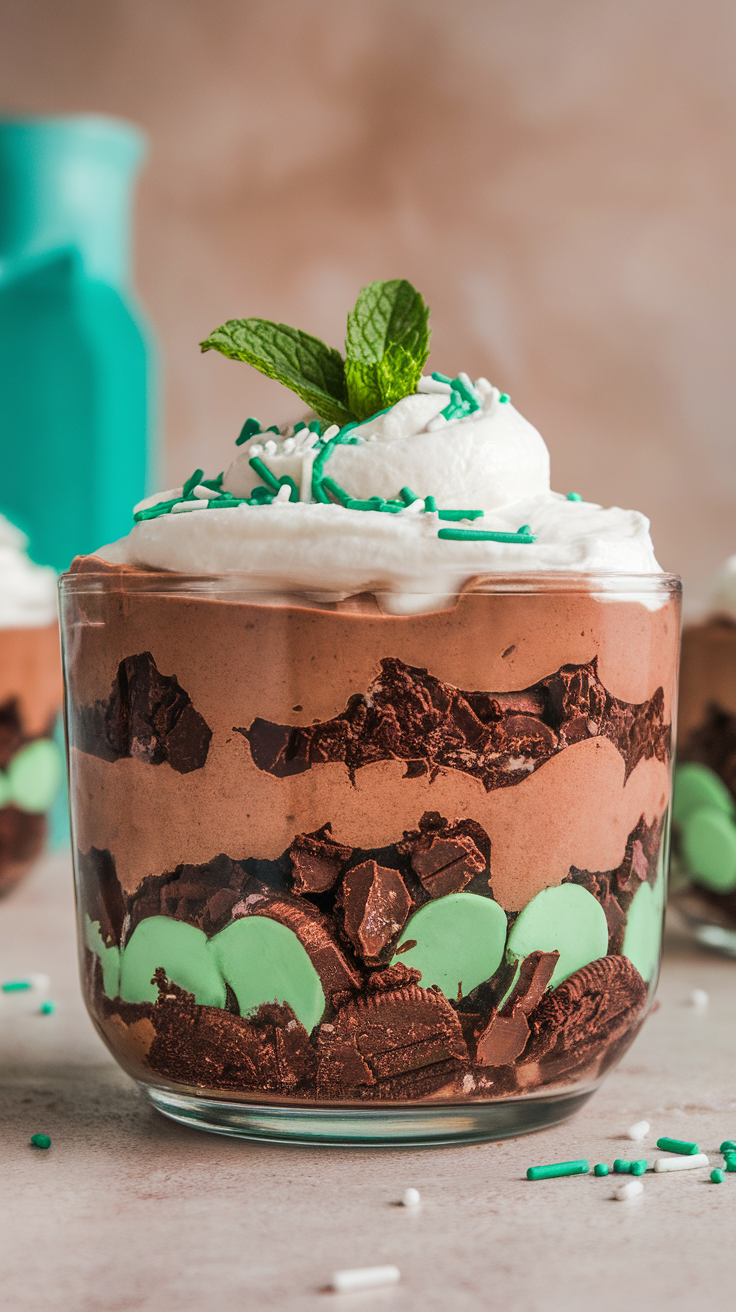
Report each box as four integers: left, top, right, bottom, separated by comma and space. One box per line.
239, 657, 669, 790
73, 652, 212, 774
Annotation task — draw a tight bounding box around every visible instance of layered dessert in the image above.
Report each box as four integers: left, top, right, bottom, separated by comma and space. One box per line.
61, 281, 680, 1121
0, 514, 63, 894
672, 556, 736, 945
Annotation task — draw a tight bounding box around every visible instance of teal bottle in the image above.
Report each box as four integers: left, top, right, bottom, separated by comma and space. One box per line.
0, 115, 156, 571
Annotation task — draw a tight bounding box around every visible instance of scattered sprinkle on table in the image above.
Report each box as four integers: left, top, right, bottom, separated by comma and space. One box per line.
656, 1137, 699, 1155
711, 1169, 725, 1184
594, 1164, 610, 1177
401, 1188, 421, 1208
653, 1153, 709, 1173
613, 1159, 632, 1174
719, 1140, 736, 1152
330, 1266, 401, 1293
30, 1134, 51, 1149
689, 988, 709, 1008
614, 1180, 644, 1201
526, 1160, 589, 1180
630, 1160, 647, 1176
2, 980, 32, 992
627, 1120, 650, 1141
39, 1000, 55, 1015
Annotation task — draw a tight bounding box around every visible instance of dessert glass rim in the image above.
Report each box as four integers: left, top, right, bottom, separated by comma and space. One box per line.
58, 569, 681, 601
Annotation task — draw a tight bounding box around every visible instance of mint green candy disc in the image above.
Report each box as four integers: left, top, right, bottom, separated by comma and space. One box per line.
8, 739, 63, 813
85, 914, 121, 999
209, 916, 325, 1032
0, 771, 10, 807
622, 874, 665, 983
673, 763, 734, 826
120, 917, 227, 1007
682, 806, 736, 892
505, 885, 608, 990
390, 893, 507, 1001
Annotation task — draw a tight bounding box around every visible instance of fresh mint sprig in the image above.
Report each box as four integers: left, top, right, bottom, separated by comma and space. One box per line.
200, 279, 431, 426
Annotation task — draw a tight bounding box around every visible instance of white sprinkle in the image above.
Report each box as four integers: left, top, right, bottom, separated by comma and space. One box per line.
133, 487, 182, 514
653, 1153, 709, 1172
282, 438, 296, 454
401, 1188, 421, 1208
474, 376, 493, 395
614, 1180, 644, 1201
263, 440, 278, 455
689, 988, 709, 1009
627, 1120, 650, 1141
274, 483, 291, 503
192, 485, 219, 499
330, 1266, 400, 1294
249, 443, 264, 457
297, 431, 320, 452
322, 424, 340, 440
417, 376, 453, 395
171, 499, 208, 513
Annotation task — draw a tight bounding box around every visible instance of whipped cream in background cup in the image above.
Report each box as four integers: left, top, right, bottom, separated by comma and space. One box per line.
59, 282, 681, 1144
0, 515, 64, 894
671, 555, 736, 953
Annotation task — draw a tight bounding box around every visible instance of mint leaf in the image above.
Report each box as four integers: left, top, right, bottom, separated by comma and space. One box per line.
345, 280, 430, 369
346, 344, 425, 420
200, 319, 354, 426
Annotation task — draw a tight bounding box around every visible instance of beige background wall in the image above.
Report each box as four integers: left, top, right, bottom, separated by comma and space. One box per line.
2, 0, 735, 613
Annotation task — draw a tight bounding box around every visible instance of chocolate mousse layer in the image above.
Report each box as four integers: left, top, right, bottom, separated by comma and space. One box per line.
62, 565, 679, 1103
0, 625, 63, 894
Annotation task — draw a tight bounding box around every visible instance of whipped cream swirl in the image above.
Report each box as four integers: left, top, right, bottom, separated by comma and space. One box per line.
0, 515, 58, 629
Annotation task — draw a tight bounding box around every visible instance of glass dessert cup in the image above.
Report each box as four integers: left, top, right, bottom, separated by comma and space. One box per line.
0, 624, 64, 895
60, 568, 680, 1145
671, 618, 736, 956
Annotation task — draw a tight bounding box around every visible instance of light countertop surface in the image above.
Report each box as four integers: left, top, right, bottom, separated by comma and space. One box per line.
1, 854, 735, 1312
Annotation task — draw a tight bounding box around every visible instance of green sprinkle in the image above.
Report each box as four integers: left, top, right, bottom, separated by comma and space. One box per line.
630, 1160, 647, 1176
438, 528, 536, 543
613, 1159, 632, 1174
345, 497, 385, 512
431, 371, 453, 385
248, 456, 281, 493
499, 393, 509, 403
30, 1134, 51, 1149
266, 425, 280, 434
437, 510, 484, 522
452, 376, 482, 408
308, 420, 322, 432
249, 486, 274, 504
593, 1164, 610, 1177
2, 980, 32, 993
293, 421, 306, 434
134, 498, 180, 522
311, 438, 338, 503
656, 1137, 699, 1156
379, 501, 404, 513
321, 476, 351, 507
526, 1160, 589, 1181
236, 417, 262, 445
720, 1141, 736, 1153
711, 1169, 725, 1183
182, 469, 204, 498
39, 1001, 55, 1015
424, 495, 437, 513
567, 492, 582, 501
725, 1158, 736, 1172
400, 487, 420, 505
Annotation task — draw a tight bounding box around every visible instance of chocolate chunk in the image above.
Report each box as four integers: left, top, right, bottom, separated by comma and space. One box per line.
241, 656, 669, 792
75, 846, 127, 945
75, 652, 212, 773
408, 833, 485, 898
0, 699, 23, 771
366, 963, 422, 991
567, 813, 665, 950
145, 973, 316, 1092
337, 860, 411, 964
232, 891, 362, 996
474, 951, 559, 1067
289, 824, 352, 894
0, 808, 46, 896
566, 869, 627, 953
523, 955, 647, 1075
128, 853, 251, 939
315, 983, 468, 1099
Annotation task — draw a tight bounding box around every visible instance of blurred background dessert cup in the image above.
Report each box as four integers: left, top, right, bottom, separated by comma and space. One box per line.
0, 514, 63, 895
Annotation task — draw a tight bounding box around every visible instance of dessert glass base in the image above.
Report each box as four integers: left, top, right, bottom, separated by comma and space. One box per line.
143, 1081, 596, 1146
61, 568, 680, 1143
